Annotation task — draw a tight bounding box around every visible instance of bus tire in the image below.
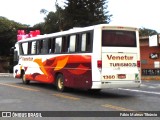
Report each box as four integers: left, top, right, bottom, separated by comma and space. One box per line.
22, 72, 30, 84
56, 74, 66, 92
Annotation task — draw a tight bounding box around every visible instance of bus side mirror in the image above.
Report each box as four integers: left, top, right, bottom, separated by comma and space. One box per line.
10, 47, 16, 55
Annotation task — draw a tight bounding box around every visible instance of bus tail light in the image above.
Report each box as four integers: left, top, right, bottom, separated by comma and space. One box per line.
97, 60, 102, 69
137, 60, 141, 67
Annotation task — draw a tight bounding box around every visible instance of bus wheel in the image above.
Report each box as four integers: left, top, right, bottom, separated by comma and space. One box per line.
22, 73, 30, 84
56, 74, 65, 92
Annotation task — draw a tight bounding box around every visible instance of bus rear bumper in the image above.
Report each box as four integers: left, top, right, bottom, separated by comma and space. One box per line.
91, 80, 141, 89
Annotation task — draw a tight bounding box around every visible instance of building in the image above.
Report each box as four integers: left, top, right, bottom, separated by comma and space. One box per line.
140, 35, 160, 80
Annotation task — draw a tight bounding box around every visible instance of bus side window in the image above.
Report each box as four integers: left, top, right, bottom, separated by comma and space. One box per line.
61, 36, 68, 53
76, 34, 80, 52
39, 40, 43, 54
69, 35, 76, 52
86, 32, 92, 52
41, 39, 48, 54
81, 33, 87, 52
49, 38, 55, 53
66, 36, 70, 52
81, 32, 91, 52
31, 41, 37, 54
48, 38, 51, 53
21, 42, 28, 55
36, 40, 41, 54
28, 42, 31, 55
19, 43, 24, 55
55, 37, 62, 53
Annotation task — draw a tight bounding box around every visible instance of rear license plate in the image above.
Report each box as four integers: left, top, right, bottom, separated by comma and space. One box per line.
118, 74, 126, 79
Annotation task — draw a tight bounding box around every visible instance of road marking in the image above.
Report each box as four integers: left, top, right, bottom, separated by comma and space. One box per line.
141, 84, 159, 89
53, 93, 80, 100
118, 88, 160, 95
0, 83, 39, 92
102, 104, 135, 111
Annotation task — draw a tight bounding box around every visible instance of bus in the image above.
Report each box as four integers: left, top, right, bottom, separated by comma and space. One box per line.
13, 24, 141, 92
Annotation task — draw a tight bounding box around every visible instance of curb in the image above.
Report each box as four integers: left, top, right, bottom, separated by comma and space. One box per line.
0, 73, 13, 77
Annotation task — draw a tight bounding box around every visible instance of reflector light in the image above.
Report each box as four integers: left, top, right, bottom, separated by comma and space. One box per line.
137, 61, 141, 67
97, 60, 102, 68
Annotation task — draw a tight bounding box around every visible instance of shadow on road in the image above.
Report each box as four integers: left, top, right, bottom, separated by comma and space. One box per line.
16, 81, 135, 99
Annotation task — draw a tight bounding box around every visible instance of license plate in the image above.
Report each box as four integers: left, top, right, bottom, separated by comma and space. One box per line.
118, 74, 126, 79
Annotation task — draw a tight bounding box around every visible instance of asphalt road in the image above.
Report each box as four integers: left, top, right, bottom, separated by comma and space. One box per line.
0, 75, 160, 120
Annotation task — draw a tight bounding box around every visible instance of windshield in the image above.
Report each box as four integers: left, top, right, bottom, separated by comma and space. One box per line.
102, 30, 137, 47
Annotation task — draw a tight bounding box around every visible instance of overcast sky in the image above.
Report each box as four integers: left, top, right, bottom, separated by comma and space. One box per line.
1, 0, 160, 32
108, 0, 160, 32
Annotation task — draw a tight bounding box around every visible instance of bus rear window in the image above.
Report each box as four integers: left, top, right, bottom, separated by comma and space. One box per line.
102, 30, 137, 47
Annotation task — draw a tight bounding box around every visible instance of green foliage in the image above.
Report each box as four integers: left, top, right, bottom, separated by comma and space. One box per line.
40, 0, 112, 33
139, 27, 158, 36
0, 16, 28, 56
63, 0, 112, 30
40, 9, 48, 15
33, 22, 45, 34
43, 11, 60, 33
38, 4, 64, 33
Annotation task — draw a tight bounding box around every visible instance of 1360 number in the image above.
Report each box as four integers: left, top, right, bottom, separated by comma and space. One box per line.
103, 75, 115, 79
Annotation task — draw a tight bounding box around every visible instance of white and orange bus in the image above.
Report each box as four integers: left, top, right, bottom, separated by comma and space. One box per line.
13, 24, 141, 92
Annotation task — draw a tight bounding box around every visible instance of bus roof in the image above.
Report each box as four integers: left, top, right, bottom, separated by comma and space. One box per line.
17, 24, 138, 43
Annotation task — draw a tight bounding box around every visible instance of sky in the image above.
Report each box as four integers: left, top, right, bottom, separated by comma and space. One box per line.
0, 0, 160, 32
108, 0, 160, 32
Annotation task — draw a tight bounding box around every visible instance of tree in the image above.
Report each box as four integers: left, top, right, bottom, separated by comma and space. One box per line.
39, 3, 64, 33
40, 0, 112, 33
139, 27, 158, 36
40, 9, 48, 15
33, 22, 45, 35
63, 0, 112, 29
0, 17, 28, 72
0, 17, 28, 56
42, 11, 60, 33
